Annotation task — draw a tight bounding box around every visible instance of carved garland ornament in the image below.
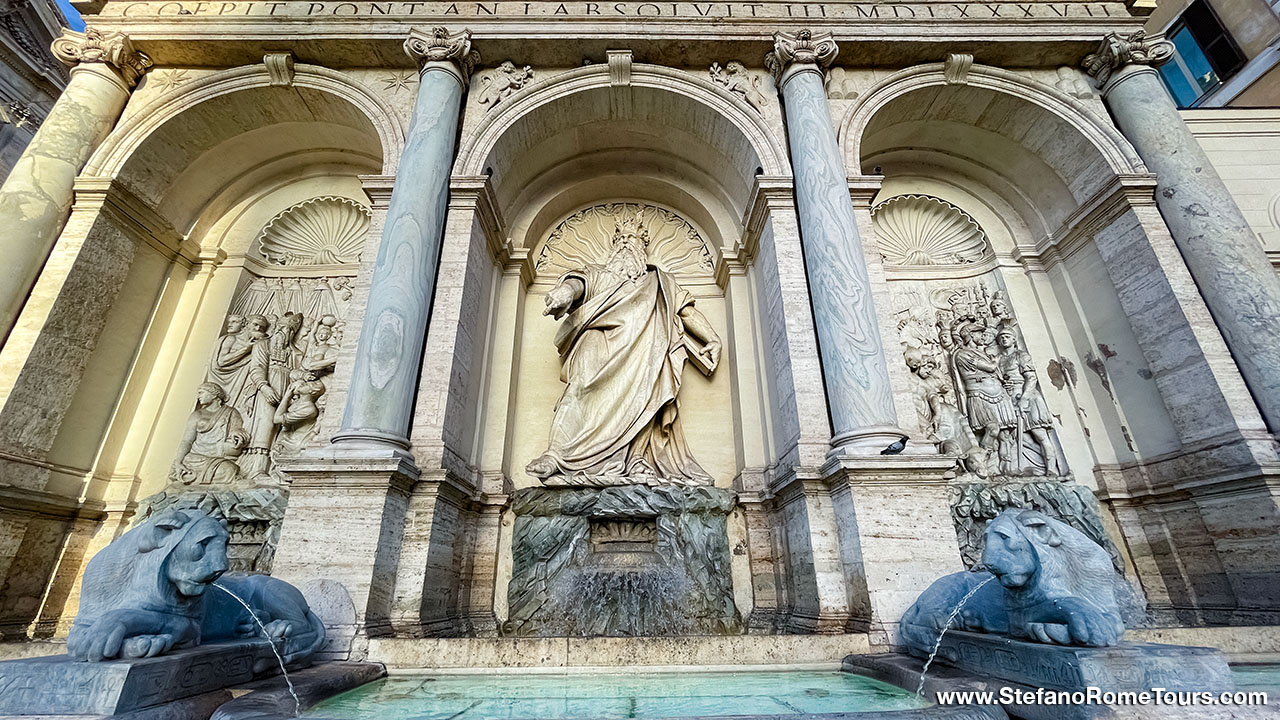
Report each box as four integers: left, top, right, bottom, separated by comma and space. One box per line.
535, 203, 715, 281
871, 195, 991, 266
50, 27, 153, 86
257, 196, 372, 266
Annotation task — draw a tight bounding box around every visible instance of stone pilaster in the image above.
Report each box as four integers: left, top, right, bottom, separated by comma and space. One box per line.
0, 28, 150, 341
1084, 30, 1280, 433
334, 26, 478, 452
771, 472, 850, 633
765, 30, 907, 456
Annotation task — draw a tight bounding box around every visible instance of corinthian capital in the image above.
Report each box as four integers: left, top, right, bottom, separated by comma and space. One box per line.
50, 27, 152, 87
1081, 30, 1173, 87
764, 29, 838, 83
404, 27, 481, 85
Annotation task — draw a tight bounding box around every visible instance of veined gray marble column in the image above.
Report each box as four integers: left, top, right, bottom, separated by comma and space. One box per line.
765, 30, 905, 456
1085, 30, 1280, 432
0, 28, 150, 342
333, 27, 479, 451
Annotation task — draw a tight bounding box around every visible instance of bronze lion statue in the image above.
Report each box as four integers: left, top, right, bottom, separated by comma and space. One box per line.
900, 509, 1127, 656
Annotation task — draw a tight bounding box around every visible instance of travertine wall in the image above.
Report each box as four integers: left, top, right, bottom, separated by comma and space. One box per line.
1185, 108, 1280, 271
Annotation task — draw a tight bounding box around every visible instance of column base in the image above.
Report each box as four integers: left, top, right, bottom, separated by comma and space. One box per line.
828, 425, 917, 458
328, 429, 413, 454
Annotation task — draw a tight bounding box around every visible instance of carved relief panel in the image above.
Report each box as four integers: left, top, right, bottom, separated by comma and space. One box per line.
137, 195, 365, 572
875, 194, 1121, 572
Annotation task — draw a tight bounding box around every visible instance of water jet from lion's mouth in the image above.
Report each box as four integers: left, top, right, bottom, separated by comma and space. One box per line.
212, 581, 301, 717
915, 575, 995, 698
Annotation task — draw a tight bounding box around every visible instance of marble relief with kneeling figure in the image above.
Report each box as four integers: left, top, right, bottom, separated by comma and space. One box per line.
135, 195, 365, 573
876, 194, 1122, 572
509, 205, 740, 637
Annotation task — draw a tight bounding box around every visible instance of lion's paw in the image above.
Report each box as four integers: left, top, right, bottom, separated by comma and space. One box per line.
122, 634, 176, 659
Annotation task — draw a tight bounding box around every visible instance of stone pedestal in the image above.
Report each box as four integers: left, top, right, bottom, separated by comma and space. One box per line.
823, 455, 962, 644
932, 631, 1233, 695
847, 645, 1243, 720
271, 452, 419, 653
0, 640, 275, 716
503, 484, 740, 637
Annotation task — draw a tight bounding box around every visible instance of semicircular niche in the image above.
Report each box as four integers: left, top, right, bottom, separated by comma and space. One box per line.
870, 194, 990, 267
535, 202, 715, 282
257, 195, 372, 266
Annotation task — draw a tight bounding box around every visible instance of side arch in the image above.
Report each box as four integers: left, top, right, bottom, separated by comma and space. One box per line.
85, 62, 406, 179
839, 62, 1145, 178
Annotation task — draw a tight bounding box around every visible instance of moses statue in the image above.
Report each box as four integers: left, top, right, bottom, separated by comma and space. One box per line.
525, 217, 722, 486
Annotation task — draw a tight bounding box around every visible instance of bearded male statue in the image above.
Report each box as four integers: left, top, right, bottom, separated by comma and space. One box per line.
525, 217, 722, 486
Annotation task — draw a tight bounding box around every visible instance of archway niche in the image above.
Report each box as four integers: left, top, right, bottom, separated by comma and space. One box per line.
12, 72, 395, 637
851, 78, 1176, 584
460, 77, 795, 633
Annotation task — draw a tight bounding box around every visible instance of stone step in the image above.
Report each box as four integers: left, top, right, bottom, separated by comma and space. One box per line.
367, 633, 873, 670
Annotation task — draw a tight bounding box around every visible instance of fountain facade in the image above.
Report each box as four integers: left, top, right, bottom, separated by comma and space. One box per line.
2, 0, 1280, 711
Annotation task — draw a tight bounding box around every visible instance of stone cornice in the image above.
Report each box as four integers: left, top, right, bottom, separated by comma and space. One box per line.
404, 26, 479, 86
71, 176, 193, 266
448, 175, 509, 263
1081, 29, 1172, 88
1017, 173, 1159, 270
50, 27, 152, 86
737, 174, 794, 268
846, 174, 884, 209
0, 481, 107, 520
358, 174, 396, 208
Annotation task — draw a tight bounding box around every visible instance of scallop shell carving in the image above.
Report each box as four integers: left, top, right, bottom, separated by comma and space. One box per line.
258, 196, 372, 266
870, 195, 990, 266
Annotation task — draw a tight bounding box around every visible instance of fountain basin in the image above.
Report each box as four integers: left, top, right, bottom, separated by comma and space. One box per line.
281, 669, 998, 719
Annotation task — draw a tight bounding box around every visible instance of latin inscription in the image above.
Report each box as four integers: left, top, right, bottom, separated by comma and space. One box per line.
103, 0, 1122, 18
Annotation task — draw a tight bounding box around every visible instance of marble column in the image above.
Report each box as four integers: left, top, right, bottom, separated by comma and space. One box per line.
333, 26, 479, 452
765, 30, 905, 456
1085, 30, 1280, 432
0, 28, 150, 342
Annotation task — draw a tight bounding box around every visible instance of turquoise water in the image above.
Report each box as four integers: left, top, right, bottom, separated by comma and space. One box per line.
302, 670, 929, 719
1232, 664, 1280, 696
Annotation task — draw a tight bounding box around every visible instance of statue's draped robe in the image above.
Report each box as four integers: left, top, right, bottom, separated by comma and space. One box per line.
545, 263, 712, 485
178, 404, 246, 485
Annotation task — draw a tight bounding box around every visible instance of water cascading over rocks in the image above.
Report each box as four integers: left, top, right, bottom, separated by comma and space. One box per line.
504, 485, 740, 637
